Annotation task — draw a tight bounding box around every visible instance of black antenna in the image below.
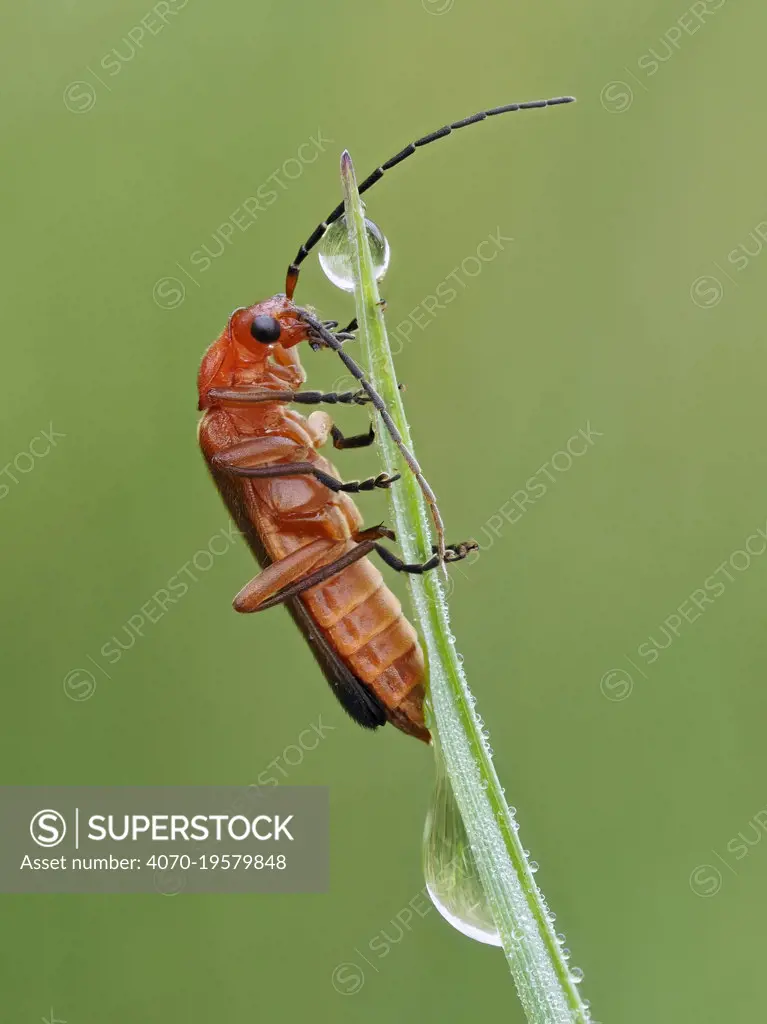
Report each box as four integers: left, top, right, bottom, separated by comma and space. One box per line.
284, 95, 575, 298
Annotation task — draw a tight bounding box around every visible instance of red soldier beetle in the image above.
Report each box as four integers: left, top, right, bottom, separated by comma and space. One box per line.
197, 96, 575, 742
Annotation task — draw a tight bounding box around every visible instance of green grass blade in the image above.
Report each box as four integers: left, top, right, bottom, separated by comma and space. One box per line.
339, 149, 593, 1024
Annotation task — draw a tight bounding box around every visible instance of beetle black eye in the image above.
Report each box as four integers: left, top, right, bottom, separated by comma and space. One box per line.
250, 315, 282, 344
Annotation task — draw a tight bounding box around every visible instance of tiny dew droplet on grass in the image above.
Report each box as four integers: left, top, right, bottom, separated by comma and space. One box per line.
333, 150, 594, 1024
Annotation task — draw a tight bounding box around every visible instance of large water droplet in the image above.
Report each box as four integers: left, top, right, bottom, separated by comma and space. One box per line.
423, 748, 501, 946
318, 216, 390, 293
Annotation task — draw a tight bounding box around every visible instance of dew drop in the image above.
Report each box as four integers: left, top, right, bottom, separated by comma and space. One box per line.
571, 966, 584, 983
318, 216, 390, 293
528, 860, 539, 873
423, 747, 501, 946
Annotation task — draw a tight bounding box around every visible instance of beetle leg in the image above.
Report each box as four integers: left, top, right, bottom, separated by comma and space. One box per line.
211, 434, 304, 469
229, 461, 399, 494
212, 436, 399, 493
208, 387, 372, 407
371, 539, 479, 575
247, 534, 477, 613
304, 412, 377, 453
238, 527, 394, 612
290, 388, 371, 405
233, 538, 349, 612
330, 424, 375, 450
304, 409, 375, 451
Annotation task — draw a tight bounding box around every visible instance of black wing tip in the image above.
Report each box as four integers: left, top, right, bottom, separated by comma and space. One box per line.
342, 687, 388, 730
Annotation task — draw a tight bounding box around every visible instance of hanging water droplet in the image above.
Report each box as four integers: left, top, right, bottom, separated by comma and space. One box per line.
423, 746, 501, 947
318, 216, 390, 293
528, 860, 539, 873
556, 932, 566, 944
571, 967, 584, 983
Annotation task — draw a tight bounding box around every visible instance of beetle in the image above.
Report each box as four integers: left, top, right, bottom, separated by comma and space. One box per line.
197, 96, 574, 742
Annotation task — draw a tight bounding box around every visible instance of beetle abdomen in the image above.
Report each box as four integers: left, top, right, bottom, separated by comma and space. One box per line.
301, 555, 429, 742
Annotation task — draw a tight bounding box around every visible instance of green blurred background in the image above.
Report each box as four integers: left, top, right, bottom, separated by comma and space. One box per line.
2, 0, 766, 1020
